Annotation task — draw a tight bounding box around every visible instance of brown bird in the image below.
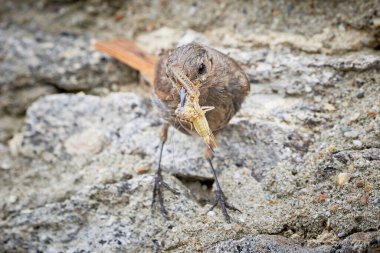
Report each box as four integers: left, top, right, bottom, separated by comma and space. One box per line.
95, 40, 250, 223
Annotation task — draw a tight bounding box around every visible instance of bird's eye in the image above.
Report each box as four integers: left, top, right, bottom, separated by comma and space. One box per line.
198, 63, 206, 75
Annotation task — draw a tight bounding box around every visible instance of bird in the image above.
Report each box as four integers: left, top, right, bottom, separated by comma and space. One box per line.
95, 40, 250, 223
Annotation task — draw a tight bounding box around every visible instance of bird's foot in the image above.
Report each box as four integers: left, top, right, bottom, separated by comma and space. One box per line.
151, 171, 180, 217
208, 188, 241, 223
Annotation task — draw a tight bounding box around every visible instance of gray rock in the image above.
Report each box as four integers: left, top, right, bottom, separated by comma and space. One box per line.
1, 0, 380, 252
352, 140, 363, 149
217, 119, 311, 180
356, 90, 365, 99
18, 93, 153, 161
0, 26, 136, 115
15, 91, 311, 181
211, 234, 331, 253
0, 174, 200, 253
337, 232, 380, 253
212, 232, 380, 253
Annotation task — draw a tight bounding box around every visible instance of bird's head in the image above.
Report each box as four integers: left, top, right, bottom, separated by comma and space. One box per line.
165, 42, 214, 104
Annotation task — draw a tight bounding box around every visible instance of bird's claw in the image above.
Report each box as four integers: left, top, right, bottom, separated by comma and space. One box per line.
152, 172, 180, 217
208, 189, 241, 223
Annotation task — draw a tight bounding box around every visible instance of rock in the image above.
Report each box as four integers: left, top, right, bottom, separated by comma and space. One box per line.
14, 90, 312, 181
337, 231, 380, 253
1, 0, 380, 252
0, 27, 135, 91
2, 47, 379, 251
356, 90, 365, 99
19, 93, 151, 161
0, 26, 136, 115
218, 119, 311, 181
214, 232, 380, 252
212, 234, 331, 253
0, 174, 200, 253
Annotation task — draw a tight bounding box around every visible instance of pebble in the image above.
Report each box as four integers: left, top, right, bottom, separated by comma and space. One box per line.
368, 105, 379, 117
340, 125, 349, 133
337, 232, 346, 238
367, 110, 377, 117
344, 130, 359, 139
136, 166, 149, 174
8, 195, 17, 203
356, 91, 365, 99
336, 172, 350, 186
371, 105, 380, 112
0, 158, 12, 170
352, 140, 362, 148
207, 210, 215, 217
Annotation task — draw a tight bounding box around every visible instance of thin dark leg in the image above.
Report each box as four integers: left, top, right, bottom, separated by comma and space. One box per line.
207, 159, 241, 223
152, 123, 179, 217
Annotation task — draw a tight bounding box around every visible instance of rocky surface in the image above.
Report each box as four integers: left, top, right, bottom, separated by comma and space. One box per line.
0, 26, 136, 115
1, 0, 380, 252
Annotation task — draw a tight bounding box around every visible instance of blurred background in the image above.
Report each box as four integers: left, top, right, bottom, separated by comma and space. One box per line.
0, 1, 379, 252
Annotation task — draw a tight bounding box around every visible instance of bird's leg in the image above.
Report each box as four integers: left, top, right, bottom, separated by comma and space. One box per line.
205, 147, 241, 223
152, 123, 180, 217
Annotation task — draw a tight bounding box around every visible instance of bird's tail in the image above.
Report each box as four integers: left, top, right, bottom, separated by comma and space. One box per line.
94, 39, 157, 84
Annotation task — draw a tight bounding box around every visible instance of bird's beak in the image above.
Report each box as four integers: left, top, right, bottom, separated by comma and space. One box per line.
179, 87, 187, 110
171, 66, 200, 98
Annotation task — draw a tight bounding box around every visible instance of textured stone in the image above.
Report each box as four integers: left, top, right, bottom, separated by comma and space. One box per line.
1, 0, 380, 252
0, 26, 136, 115
212, 234, 331, 253
18, 93, 151, 162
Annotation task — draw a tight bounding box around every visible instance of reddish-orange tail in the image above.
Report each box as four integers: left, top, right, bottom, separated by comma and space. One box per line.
95, 39, 157, 84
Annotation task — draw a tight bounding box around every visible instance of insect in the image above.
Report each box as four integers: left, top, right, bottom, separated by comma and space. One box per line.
175, 97, 217, 149
171, 67, 217, 149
